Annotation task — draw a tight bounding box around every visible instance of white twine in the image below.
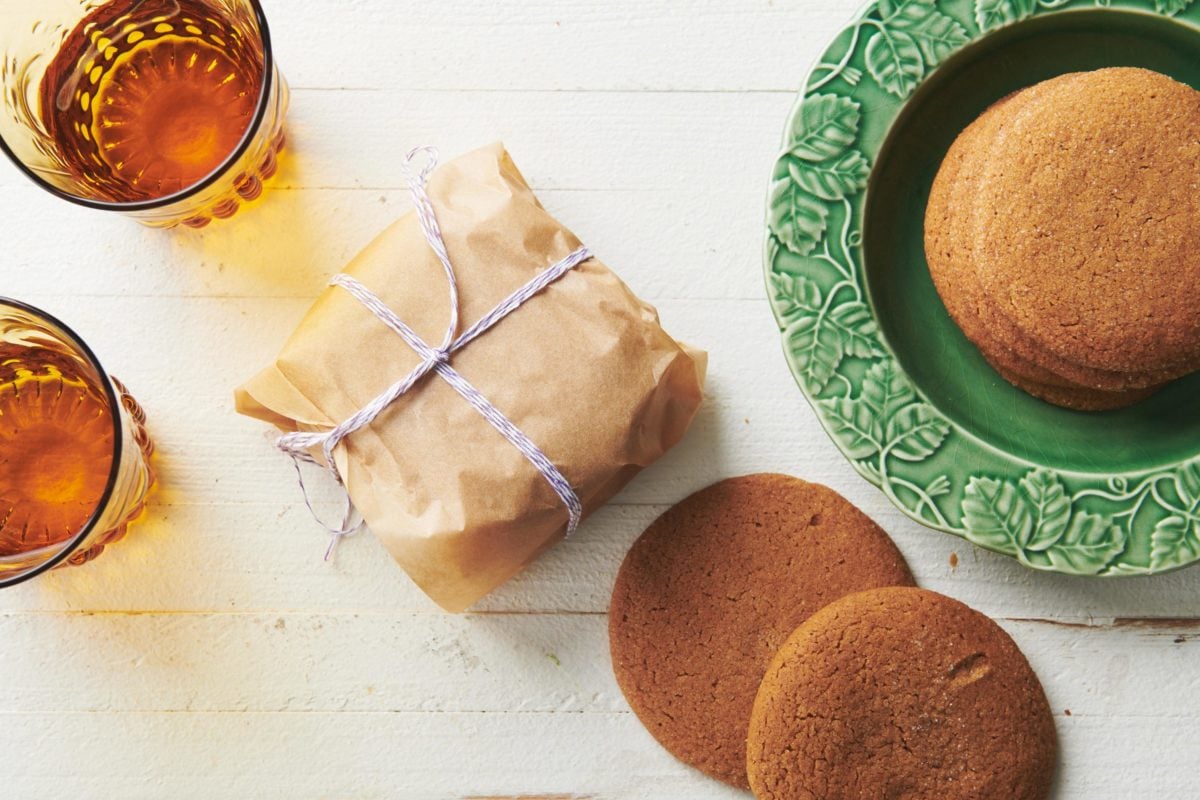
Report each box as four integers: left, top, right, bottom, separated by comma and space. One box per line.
277, 146, 588, 559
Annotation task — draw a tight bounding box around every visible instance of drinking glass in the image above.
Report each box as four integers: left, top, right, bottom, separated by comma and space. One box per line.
0, 298, 155, 588
0, 0, 288, 228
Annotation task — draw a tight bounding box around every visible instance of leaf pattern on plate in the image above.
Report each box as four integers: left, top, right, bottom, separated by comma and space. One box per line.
885, 404, 951, 462
767, 0, 1200, 576
768, 173, 830, 256
819, 397, 883, 459
1019, 469, 1071, 550
1177, 460, 1200, 505
771, 96, 871, 255
772, 273, 844, 393
865, 27, 924, 97
770, 272, 822, 322
974, 0, 1036, 32
1044, 512, 1127, 575
888, 0, 971, 66
960, 469, 1128, 571
1155, 0, 1195, 14
1152, 515, 1200, 571
1149, 461, 1200, 569
962, 477, 1031, 556
787, 310, 844, 394
790, 150, 871, 201
787, 94, 861, 162
828, 301, 885, 358
861, 360, 916, 422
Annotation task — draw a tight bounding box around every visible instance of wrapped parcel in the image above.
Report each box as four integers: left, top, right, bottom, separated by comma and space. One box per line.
235, 143, 706, 611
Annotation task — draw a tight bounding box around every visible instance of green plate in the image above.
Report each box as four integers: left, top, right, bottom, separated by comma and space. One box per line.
766, 0, 1200, 576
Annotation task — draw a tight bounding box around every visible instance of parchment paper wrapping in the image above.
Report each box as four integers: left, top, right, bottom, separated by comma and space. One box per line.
235, 143, 706, 611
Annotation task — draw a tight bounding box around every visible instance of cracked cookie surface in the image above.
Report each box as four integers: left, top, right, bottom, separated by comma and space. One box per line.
747, 587, 1056, 800
608, 474, 915, 788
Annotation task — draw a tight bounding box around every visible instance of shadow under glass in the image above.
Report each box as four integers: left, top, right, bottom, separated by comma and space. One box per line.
864, 8, 1200, 475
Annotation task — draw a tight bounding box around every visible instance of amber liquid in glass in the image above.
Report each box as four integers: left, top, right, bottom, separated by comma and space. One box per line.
0, 355, 114, 558
40, 0, 265, 203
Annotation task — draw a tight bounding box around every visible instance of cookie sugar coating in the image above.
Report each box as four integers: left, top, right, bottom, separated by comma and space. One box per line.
974, 67, 1200, 375
608, 474, 915, 788
748, 587, 1057, 800
927, 73, 1171, 393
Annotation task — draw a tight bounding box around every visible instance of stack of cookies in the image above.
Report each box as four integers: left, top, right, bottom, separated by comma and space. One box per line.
924, 67, 1200, 411
609, 475, 1056, 798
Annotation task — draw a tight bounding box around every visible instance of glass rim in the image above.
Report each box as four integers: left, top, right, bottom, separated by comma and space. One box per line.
0, 0, 275, 214
0, 296, 125, 588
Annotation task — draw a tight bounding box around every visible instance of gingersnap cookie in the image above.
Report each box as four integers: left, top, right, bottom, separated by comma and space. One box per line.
609, 474, 915, 788
958, 71, 1191, 390
927, 70, 1186, 399
972, 67, 1200, 377
929, 74, 1164, 393
926, 85, 1081, 390
936, 75, 1124, 390
747, 587, 1057, 800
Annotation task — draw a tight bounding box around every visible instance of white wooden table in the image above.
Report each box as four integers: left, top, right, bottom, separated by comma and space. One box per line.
2, 1, 1197, 797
